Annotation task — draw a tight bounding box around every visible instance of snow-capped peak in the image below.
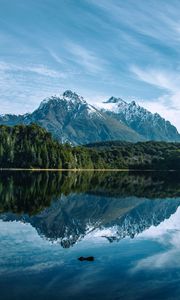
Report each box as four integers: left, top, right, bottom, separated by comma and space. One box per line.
97, 96, 129, 113
130, 100, 137, 106
101, 96, 152, 117
37, 90, 103, 119
38, 90, 87, 110
62, 90, 86, 104
38, 97, 51, 109
104, 96, 126, 104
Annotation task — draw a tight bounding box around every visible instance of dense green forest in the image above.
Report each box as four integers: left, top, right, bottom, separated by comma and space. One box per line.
0, 124, 94, 169
0, 124, 180, 169
0, 171, 180, 214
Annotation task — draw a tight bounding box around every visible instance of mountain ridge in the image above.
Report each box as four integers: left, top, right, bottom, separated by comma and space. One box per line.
1, 195, 180, 248
0, 90, 179, 144
100, 96, 180, 141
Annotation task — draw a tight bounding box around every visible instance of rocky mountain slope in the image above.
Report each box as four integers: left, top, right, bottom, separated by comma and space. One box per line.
0, 90, 179, 144
1, 171, 180, 248
0, 91, 143, 144
100, 96, 180, 141
1, 194, 180, 248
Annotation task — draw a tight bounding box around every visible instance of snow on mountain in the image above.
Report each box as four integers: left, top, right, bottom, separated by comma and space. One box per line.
100, 96, 161, 122
99, 96, 180, 142
62, 90, 86, 103
0, 90, 142, 144
2, 195, 180, 248
0, 90, 179, 143
38, 90, 102, 118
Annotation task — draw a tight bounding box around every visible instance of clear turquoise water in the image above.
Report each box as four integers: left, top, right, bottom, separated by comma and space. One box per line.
0, 171, 180, 300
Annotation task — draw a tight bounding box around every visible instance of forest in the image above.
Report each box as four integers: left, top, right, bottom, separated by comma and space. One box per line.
0, 123, 180, 170
1, 170, 180, 215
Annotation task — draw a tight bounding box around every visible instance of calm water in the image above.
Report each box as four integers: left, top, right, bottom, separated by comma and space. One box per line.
0, 171, 180, 300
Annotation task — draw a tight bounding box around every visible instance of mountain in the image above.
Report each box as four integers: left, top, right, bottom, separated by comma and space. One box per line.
0, 90, 179, 144
1, 194, 180, 248
100, 96, 180, 142
1, 171, 180, 216
0, 90, 143, 144
1, 170, 180, 248
0, 124, 180, 169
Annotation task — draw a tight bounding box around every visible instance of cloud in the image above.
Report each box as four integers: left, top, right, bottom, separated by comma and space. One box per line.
89, 0, 180, 44
0, 220, 65, 276
47, 49, 64, 65
65, 42, 105, 73
28, 66, 65, 78
131, 65, 180, 92
138, 97, 180, 131
131, 65, 180, 130
130, 206, 180, 273
0, 61, 67, 114
1, 0, 180, 124
0, 61, 65, 78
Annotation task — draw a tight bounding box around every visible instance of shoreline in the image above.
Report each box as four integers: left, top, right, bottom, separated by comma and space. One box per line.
0, 168, 179, 172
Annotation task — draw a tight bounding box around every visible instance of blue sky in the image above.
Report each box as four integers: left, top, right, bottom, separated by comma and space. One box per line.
0, 0, 180, 129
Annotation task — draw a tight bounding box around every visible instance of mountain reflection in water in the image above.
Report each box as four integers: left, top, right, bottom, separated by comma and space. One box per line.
0, 171, 180, 248
1, 170, 180, 300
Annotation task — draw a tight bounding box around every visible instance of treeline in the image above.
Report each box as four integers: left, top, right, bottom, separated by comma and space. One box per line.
87, 140, 180, 170
1, 171, 180, 215
0, 124, 180, 169
0, 124, 94, 169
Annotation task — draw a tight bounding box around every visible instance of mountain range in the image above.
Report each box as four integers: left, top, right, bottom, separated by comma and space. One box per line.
1, 194, 180, 248
0, 90, 179, 144
101, 97, 180, 141
1, 171, 180, 248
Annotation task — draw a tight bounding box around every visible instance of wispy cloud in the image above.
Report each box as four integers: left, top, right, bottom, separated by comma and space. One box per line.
131, 206, 180, 273
0, 61, 67, 114
131, 65, 180, 130
131, 65, 180, 92
0, 61, 65, 78
47, 49, 64, 65
1, 0, 180, 124
89, 0, 180, 44
65, 42, 105, 73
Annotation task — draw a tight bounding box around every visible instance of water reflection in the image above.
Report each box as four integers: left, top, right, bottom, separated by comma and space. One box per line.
131, 206, 180, 273
1, 171, 180, 300
0, 171, 180, 247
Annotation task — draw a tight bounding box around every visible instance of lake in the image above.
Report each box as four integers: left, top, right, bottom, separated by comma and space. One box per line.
0, 170, 180, 300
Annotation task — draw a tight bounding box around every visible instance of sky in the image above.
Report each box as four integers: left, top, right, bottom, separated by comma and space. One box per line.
0, 0, 180, 130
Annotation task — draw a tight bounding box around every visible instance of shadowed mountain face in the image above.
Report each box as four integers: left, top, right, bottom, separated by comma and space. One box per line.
0, 171, 180, 248
0, 90, 180, 144
101, 97, 180, 142
0, 91, 143, 144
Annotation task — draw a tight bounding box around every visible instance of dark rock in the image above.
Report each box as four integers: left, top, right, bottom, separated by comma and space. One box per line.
78, 256, 94, 261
